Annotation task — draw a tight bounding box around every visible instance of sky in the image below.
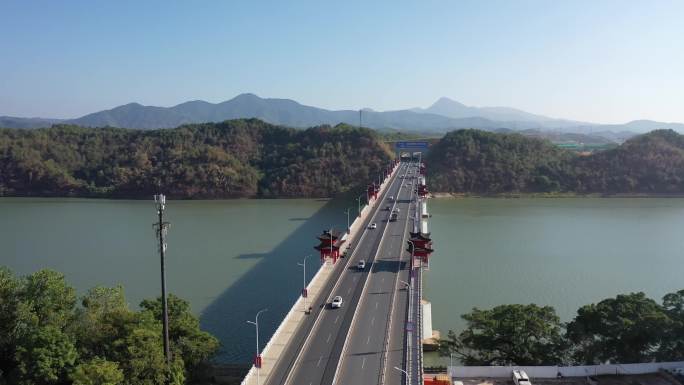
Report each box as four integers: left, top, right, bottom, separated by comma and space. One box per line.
1, 0, 683, 124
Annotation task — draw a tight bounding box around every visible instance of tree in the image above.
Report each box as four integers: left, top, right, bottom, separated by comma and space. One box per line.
439, 304, 567, 365
71, 286, 130, 360
19, 269, 76, 329
566, 292, 672, 364
0, 267, 20, 379
140, 294, 219, 379
659, 289, 684, 360
122, 325, 184, 385
70, 358, 124, 385
14, 325, 78, 385
0, 271, 213, 385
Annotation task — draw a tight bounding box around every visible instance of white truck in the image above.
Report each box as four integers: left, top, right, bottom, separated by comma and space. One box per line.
513, 370, 532, 385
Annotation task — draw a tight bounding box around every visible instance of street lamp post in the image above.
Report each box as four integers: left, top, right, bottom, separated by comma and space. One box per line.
344, 208, 351, 234
357, 194, 365, 217
394, 366, 410, 385
298, 255, 310, 313
407, 239, 416, 273
450, 353, 454, 379
247, 308, 268, 385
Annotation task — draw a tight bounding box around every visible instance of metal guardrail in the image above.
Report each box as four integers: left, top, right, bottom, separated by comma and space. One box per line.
378, 165, 414, 385
416, 264, 424, 382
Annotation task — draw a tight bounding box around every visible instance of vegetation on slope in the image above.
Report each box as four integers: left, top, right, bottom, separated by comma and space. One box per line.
427, 129, 573, 194
427, 129, 684, 195
439, 289, 684, 365
0, 267, 219, 385
0, 119, 393, 199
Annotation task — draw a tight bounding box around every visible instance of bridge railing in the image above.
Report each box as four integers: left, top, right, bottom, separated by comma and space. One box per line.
449, 361, 684, 379
416, 264, 424, 381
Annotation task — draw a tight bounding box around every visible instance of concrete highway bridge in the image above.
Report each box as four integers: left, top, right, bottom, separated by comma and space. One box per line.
242, 158, 434, 385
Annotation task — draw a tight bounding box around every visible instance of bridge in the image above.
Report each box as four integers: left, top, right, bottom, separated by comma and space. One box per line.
242, 158, 434, 385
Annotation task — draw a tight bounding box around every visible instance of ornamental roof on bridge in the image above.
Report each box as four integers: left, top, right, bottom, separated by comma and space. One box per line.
316, 229, 344, 241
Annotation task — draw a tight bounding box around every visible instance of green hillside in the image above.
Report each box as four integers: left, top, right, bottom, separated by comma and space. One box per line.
0, 119, 393, 199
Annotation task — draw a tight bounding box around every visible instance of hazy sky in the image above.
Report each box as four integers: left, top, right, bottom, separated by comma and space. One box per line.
1, 0, 683, 123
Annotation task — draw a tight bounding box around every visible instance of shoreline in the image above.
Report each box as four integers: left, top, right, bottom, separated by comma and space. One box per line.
4, 192, 684, 200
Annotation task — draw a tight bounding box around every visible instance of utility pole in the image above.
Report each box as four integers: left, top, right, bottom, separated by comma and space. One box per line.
153, 194, 171, 365
344, 208, 351, 234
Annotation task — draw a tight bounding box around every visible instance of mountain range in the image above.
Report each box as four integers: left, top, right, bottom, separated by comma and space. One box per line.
2, 93, 683, 137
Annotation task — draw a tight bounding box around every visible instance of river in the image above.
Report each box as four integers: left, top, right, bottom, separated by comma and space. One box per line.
1, 197, 682, 364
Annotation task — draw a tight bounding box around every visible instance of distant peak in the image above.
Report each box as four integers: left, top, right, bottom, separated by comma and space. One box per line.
233, 93, 261, 100
430, 97, 466, 109
117, 102, 144, 109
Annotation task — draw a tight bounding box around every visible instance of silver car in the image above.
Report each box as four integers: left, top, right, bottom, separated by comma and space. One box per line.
331, 296, 343, 309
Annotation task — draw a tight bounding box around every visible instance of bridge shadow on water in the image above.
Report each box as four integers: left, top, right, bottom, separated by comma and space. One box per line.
200, 198, 350, 364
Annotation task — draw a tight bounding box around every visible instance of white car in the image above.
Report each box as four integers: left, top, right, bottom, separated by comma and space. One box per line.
331, 296, 343, 309
357, 260, 366, 270
513, 370, 532, 385
369, 223, 377, 229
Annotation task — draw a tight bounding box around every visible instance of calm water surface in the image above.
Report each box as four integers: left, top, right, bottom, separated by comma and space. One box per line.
0, 197, 348, 363
423, 198, 684, 365
2, 197, 683, 364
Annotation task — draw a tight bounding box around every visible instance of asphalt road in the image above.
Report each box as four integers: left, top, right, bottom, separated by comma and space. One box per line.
334, 163, 417, 385
264, 163, 411, 385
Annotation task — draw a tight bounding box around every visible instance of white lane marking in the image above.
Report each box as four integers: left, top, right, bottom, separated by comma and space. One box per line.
381, 277, 385, 283
347, 287, 351, 294
375, 302, 379, 309
327, 333, 332, 343
334, 315, 340, 324
371, 316, 375, 326
317, 356, 323, 367
366, 335, 371, 345
362, 357, 366, 369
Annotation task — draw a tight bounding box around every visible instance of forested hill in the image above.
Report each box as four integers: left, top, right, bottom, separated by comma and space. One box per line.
0, 119, 394, 198
427, 129, 684, 195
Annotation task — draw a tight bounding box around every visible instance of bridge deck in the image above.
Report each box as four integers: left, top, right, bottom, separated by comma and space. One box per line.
261, 162, 417, 385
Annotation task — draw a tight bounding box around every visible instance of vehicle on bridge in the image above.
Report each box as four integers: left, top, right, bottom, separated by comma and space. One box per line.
513, 370, 532, 385
357, 260, 366, 270
369, 223, 377, 229
331, 295, 343, 309
390, 211, 398, 222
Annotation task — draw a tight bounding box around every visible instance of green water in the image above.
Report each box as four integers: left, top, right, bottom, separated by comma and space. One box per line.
2, 197, 683, 364
0, 197, 349, 363
423, 197, 684, 366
